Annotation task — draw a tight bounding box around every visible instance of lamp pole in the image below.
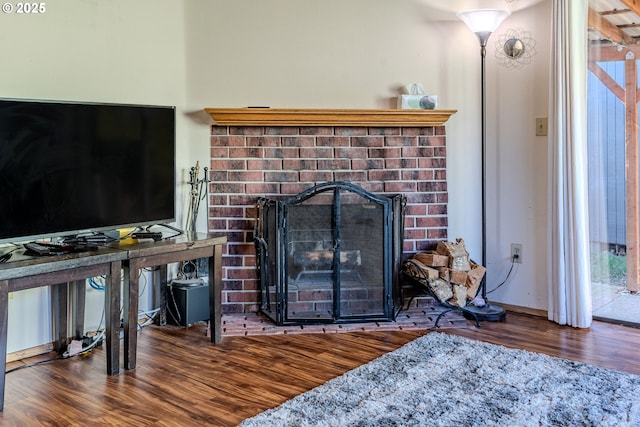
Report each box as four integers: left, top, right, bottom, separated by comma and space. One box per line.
458, 9, 510, 321
480, 32, 489, 301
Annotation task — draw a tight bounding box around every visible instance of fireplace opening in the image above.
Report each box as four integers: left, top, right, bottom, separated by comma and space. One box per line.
254, 181, 406, 325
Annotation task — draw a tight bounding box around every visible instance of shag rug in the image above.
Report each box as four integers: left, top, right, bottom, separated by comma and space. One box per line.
238, 333, 640, 427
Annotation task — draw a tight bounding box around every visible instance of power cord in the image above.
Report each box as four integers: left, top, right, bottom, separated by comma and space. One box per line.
138, 308, 160, 330
62, 278, 108, 358
156, 223, 184, 239
10, 273, 153, 373
165, 282, 183, 326
6, 355, 64, 374
62, 330, 105, 358
486, 253, 519, 295
0, 245, 21, 263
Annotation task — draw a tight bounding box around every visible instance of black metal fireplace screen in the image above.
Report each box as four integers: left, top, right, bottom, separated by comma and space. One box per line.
254, 181, 405, 325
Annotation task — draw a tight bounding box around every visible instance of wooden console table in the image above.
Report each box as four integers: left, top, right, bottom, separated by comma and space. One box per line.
0, 248, 126, 411
114, 232, 226, 370
0, 232, 226, 411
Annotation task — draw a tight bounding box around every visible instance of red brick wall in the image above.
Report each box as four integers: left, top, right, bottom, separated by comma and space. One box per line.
209, 125, 448, 314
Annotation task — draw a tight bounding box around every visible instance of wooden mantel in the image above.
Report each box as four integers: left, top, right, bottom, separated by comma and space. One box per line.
205, 108, 456, 127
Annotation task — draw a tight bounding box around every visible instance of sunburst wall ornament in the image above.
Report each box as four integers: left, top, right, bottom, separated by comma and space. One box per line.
495, 27, 536, 69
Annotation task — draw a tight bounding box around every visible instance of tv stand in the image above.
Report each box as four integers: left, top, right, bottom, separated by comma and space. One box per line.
0, 246, 126, 411
116, 232, 226, 370
0, 232, 226, 411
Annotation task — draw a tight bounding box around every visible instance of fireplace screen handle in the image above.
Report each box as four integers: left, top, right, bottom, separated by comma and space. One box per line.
255, 237, 268, 255
254, 236, 271, 311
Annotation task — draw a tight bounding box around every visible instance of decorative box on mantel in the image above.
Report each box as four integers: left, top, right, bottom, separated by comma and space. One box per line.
204, 107, 456, 315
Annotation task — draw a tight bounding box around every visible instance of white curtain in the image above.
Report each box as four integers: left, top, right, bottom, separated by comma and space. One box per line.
547, 0, 592, 328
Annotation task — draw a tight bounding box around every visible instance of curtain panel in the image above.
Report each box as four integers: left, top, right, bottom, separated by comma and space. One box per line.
547, 0, 592, 328
548, 0, 592, 328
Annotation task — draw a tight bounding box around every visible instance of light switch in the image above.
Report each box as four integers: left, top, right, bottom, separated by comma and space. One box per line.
536, 117, 548, 136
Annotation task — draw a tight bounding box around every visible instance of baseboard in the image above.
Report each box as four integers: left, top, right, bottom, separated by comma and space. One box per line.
7, 343, 54, 363
498, 303, 547, 318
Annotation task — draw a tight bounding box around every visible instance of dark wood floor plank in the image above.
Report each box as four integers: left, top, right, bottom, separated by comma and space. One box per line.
1, 312, 640, 426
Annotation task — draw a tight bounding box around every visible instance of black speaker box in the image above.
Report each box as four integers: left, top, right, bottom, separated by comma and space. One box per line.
166, 282, 209, 326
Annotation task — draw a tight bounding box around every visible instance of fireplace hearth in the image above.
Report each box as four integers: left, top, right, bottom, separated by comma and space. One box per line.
254, 181, 405, 325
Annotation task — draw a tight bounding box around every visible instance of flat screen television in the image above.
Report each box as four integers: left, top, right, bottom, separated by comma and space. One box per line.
0, 98, 176, 244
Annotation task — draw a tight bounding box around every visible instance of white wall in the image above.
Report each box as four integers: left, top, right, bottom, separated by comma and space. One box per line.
0, 0, 189, 352
485, 1, 551, 310
3, 0, 551, 353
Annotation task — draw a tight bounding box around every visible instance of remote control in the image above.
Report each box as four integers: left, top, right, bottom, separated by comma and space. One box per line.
132, 232, 163, 241
23, 242, 55, 255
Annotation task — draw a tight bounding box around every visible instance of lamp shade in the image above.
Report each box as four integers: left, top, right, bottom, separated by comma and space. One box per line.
457, 9, 511, 34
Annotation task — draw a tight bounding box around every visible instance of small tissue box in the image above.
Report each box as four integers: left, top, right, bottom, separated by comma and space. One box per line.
397, 95, 438, 110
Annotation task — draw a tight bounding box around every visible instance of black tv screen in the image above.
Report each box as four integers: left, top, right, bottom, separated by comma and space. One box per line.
0, 98, 176, 243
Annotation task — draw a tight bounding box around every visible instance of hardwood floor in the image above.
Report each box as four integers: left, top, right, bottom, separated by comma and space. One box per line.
2, 312, 640, 426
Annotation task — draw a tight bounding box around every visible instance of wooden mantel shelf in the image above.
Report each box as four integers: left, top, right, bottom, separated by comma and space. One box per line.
205, 108, 456, 127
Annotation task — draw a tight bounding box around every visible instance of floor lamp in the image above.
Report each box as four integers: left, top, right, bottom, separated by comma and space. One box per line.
457, 9, 510, 322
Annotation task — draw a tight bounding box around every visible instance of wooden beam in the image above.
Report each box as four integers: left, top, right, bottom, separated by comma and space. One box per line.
600, 9, 632, 16
599, 9, 633, 16
589, 44, 640, 61
588, 61, 625, 101
624, 58, 640, 292
618, 23, 640, 29
589, 7, 636, 45
620, 0, 640, 16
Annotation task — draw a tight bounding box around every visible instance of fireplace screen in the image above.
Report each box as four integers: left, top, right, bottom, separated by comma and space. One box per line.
255, 182, 405, 325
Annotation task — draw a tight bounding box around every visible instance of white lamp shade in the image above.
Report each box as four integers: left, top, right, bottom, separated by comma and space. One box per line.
457, 9, 511, 34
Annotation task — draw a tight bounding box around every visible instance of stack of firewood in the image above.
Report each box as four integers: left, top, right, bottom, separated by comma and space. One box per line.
403, 238, 485, 307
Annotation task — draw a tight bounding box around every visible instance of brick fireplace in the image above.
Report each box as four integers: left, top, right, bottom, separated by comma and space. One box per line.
205, 108, 456, 315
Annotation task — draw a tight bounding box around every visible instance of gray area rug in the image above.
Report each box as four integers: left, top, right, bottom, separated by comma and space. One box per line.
238, 332, 640, 426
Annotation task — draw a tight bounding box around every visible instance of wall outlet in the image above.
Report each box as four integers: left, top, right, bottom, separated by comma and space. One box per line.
511, 243, 523, 264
